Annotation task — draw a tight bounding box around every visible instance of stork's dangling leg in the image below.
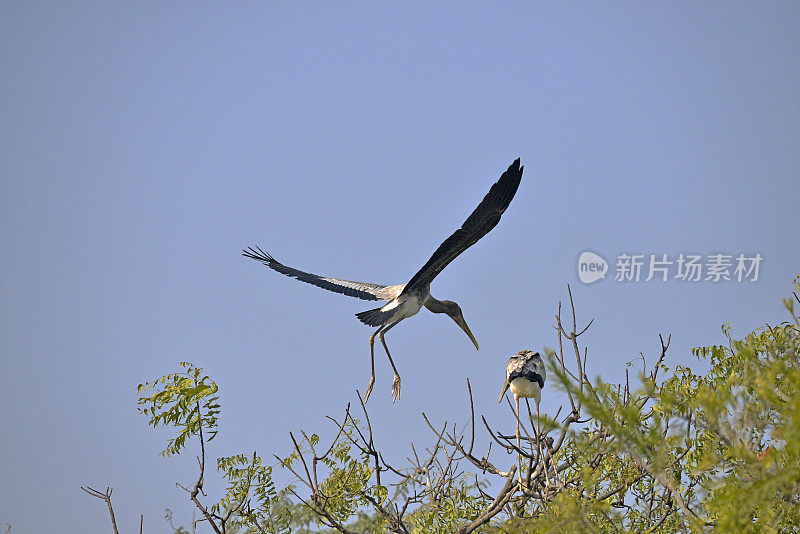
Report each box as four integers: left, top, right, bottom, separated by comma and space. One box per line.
364, 326, 384, 402
378, 320, 402, 402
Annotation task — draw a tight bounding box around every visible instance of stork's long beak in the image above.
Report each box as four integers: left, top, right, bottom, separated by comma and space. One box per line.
453, 315, 479, 350
498, 378, 510, 403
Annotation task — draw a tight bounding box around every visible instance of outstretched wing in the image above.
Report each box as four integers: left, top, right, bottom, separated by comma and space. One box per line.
243, 246, 398, 301
402, 158, 523, 294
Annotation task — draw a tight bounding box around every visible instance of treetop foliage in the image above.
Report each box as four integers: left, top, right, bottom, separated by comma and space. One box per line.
137, 362, 220, 457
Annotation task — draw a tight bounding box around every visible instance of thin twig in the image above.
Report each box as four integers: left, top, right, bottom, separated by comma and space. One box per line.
80, 486, 120, 534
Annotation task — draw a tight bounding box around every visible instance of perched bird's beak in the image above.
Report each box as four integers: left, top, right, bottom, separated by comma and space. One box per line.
453, 315, 479, 351
498, 378, 510, 403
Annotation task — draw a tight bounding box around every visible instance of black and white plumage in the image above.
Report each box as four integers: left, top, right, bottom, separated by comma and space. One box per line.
243, 158, 523, 402
499, 350, 546, 406
499, 350, 546, 478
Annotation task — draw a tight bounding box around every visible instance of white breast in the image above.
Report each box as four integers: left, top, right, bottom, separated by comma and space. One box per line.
380, 293, 424, 321
510, 378, 541, 403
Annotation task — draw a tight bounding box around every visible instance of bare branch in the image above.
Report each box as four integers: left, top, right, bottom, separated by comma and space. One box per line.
80, 486, 120, 534
458, 465, 518, 533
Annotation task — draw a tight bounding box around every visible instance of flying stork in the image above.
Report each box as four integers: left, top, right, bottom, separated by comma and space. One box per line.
244, 158, 523, 402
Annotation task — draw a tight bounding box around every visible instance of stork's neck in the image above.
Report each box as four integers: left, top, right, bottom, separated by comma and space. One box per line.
424, 296, 449, 315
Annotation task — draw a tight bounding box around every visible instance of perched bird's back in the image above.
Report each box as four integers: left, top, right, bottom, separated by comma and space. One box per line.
501, 350, 546, 403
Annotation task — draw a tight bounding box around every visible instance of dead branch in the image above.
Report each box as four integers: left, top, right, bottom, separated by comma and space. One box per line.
80, 486, 120, 534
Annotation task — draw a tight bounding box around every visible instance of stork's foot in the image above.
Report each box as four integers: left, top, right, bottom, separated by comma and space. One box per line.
391, 374, 401, 403
363, 376, 375, 402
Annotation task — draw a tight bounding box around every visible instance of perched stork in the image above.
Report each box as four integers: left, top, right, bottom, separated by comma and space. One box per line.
244, 158, 523, 402
499, 350, 546, 464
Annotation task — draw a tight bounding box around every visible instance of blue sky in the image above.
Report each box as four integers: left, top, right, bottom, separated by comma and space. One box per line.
2, 3, 799, 532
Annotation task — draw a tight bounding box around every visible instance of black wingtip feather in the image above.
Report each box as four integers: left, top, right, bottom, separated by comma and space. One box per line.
489, 158, 524, 213
242, 245, 273, 263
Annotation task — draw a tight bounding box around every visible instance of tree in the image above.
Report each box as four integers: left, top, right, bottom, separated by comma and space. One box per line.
84, 280, 800, 532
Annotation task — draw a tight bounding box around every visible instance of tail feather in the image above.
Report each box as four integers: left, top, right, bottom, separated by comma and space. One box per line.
355, 306, 395, 327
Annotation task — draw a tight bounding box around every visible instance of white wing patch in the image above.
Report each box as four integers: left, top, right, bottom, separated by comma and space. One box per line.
381, 299, 401, 312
